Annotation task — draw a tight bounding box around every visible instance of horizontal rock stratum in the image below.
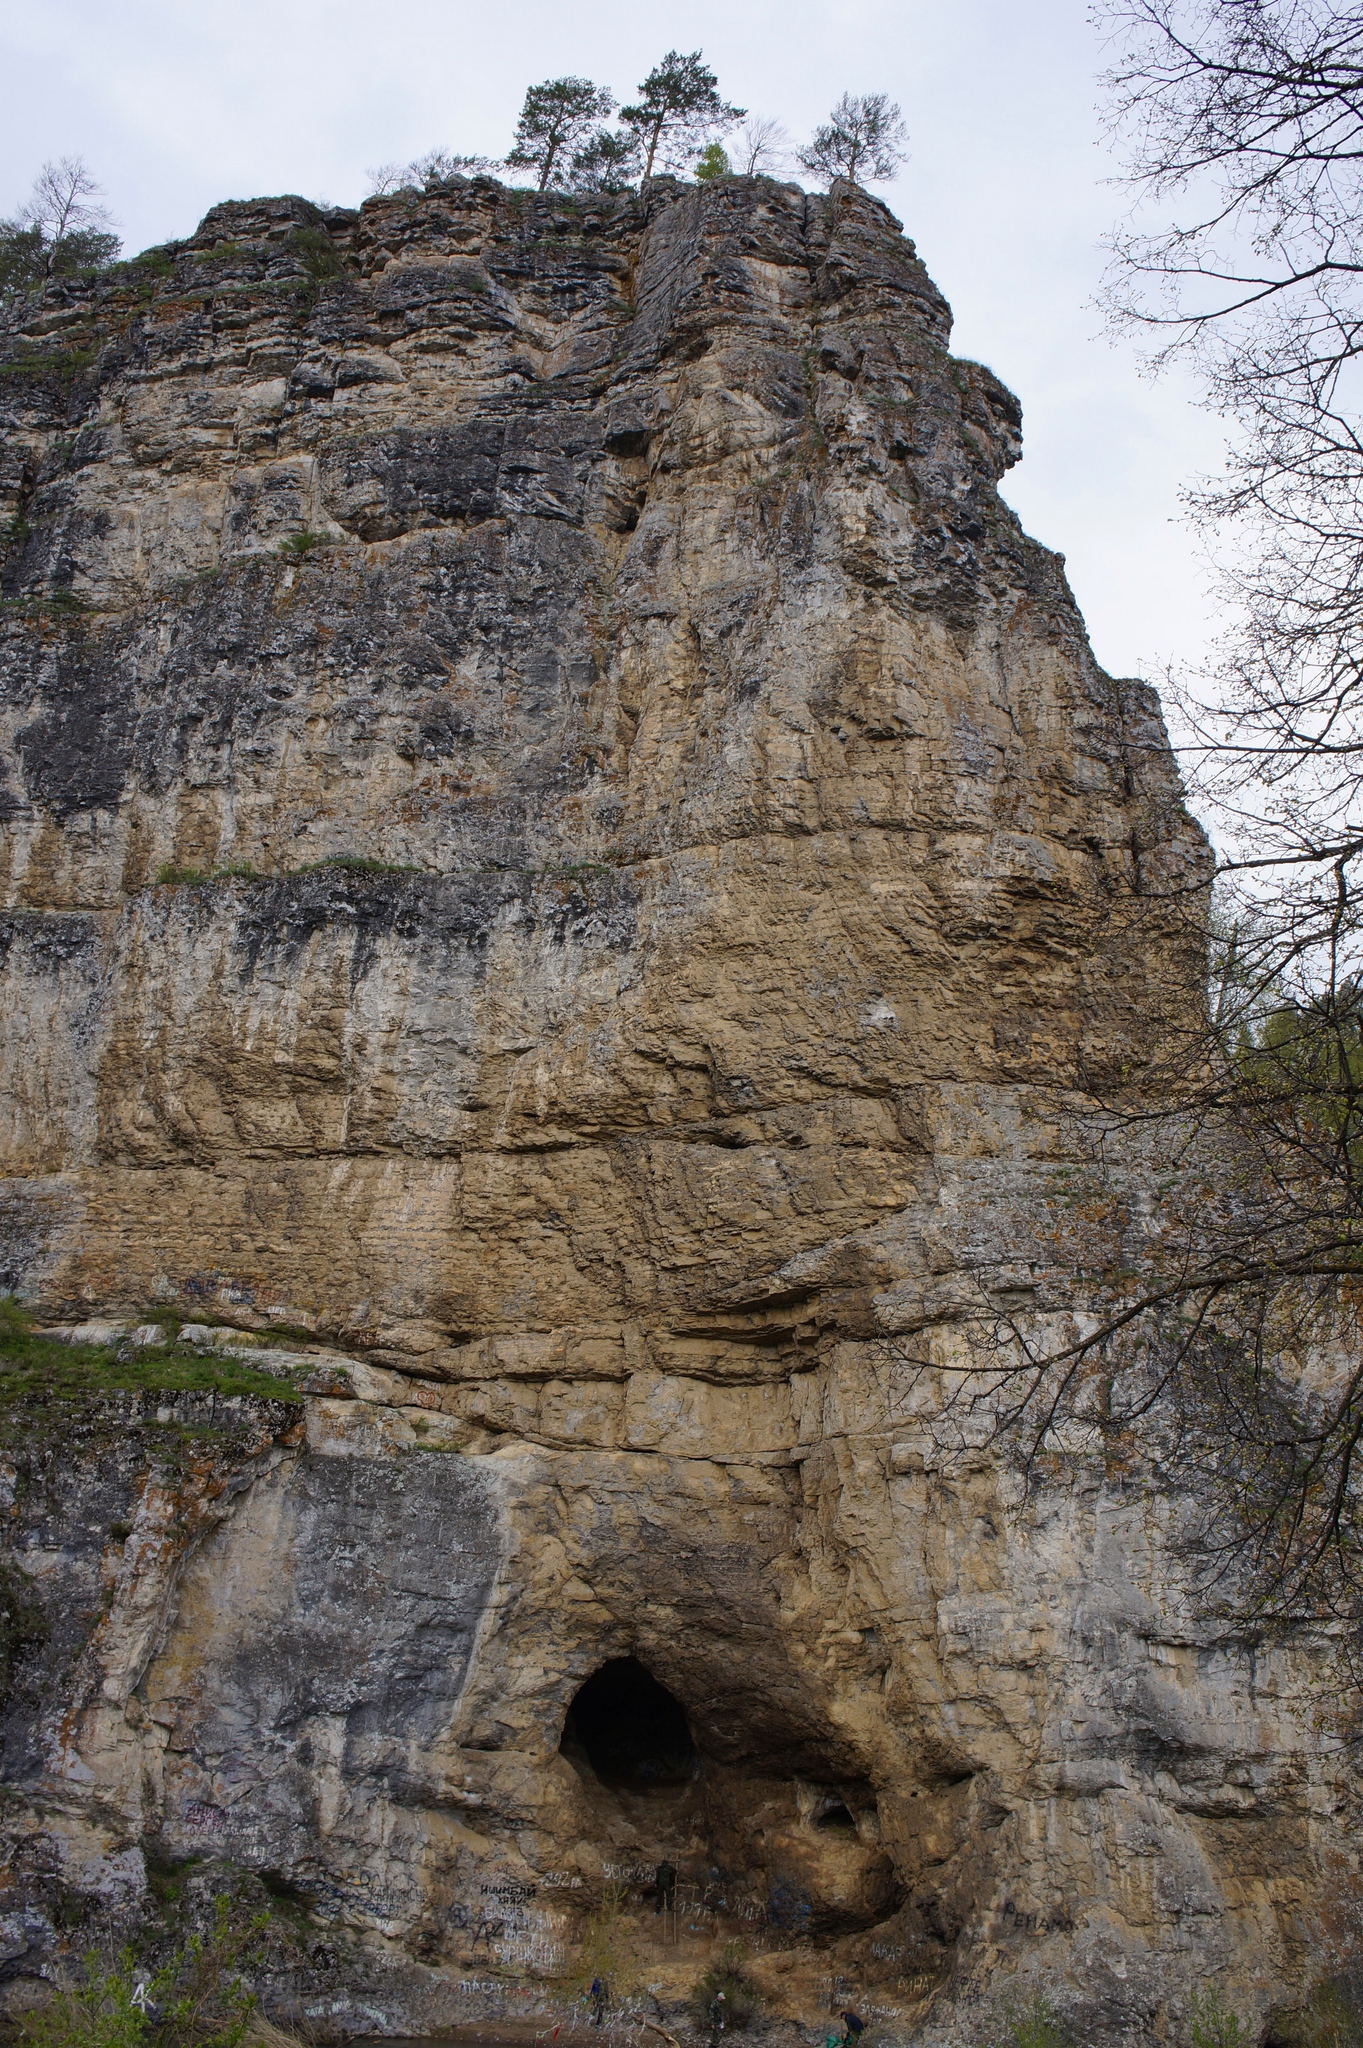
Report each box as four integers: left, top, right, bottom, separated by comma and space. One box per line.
0, 173, 1349, 2041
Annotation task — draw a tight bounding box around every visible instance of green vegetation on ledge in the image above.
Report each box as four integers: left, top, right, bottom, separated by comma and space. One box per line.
276, 530, 341, 557
154, 851, 419, 888
0, 1299, 302, 1403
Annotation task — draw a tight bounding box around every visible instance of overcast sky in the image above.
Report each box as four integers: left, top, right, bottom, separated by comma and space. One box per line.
3, 0, 1228, 692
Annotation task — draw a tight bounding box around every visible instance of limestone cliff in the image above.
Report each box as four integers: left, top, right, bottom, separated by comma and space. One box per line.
0, 173, 1350, 2041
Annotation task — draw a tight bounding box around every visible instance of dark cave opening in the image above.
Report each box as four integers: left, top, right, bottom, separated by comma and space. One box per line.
561, 1657, 699, 1790
814, 1798, 857, 1831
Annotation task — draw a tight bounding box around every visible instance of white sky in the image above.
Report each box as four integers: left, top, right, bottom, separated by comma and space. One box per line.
2, 0, 1229, 689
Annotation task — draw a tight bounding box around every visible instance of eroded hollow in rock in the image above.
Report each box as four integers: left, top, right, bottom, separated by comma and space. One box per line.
814, 1797, 857, 1832
561, 1657, 699, 1790
559, 1668, 900, 1935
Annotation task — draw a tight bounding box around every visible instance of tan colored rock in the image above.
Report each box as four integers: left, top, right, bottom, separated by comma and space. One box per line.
0, 174, 1349, 2041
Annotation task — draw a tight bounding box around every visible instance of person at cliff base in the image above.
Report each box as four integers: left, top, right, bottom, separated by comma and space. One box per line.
842, 2010, 865, 2047
590, 1976, 607, 2027
654, 1860, 677, 1914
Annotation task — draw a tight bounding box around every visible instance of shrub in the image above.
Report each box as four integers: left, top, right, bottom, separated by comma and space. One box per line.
276, 531, 333, 557
14, 1950, 148, 2048
119, 249, 176, 279
688, 1943, 761, 2033
986, 1995, 1071, 2048
1191, 1988, 1251, 2048
0, 594, 86, 619
282, 226, 345, 303
14, 1897, 303, 2048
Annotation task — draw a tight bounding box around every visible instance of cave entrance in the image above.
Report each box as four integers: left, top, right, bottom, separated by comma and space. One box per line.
814, 1796, 857, 1832
561, 1657, 698, 1791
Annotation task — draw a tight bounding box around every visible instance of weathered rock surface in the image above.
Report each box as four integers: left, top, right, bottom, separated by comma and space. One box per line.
0, 172, 1352, 2040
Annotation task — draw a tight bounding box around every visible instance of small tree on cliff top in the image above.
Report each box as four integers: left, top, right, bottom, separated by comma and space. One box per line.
734, 116, 790, 177
797, 93, 908, 186
621, 51, 745, 179
17, 156, 119, 276
506, 76, 615, 190
1, 155, 118, 327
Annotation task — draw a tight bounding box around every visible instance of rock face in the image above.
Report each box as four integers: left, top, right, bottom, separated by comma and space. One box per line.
0, 173, 1353, 2038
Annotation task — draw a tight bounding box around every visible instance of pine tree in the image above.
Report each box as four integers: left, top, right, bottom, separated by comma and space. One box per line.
620, 52, 745, 180
506, 77, 615, 191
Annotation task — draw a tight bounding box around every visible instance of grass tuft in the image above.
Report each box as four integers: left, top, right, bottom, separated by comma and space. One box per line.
276, 531, 338, 557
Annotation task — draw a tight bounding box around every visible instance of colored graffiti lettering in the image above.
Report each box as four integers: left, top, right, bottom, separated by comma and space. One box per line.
292, 1872, 407, 1923
182, 1802, 227, 1832
494, 1935, 567, 1972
